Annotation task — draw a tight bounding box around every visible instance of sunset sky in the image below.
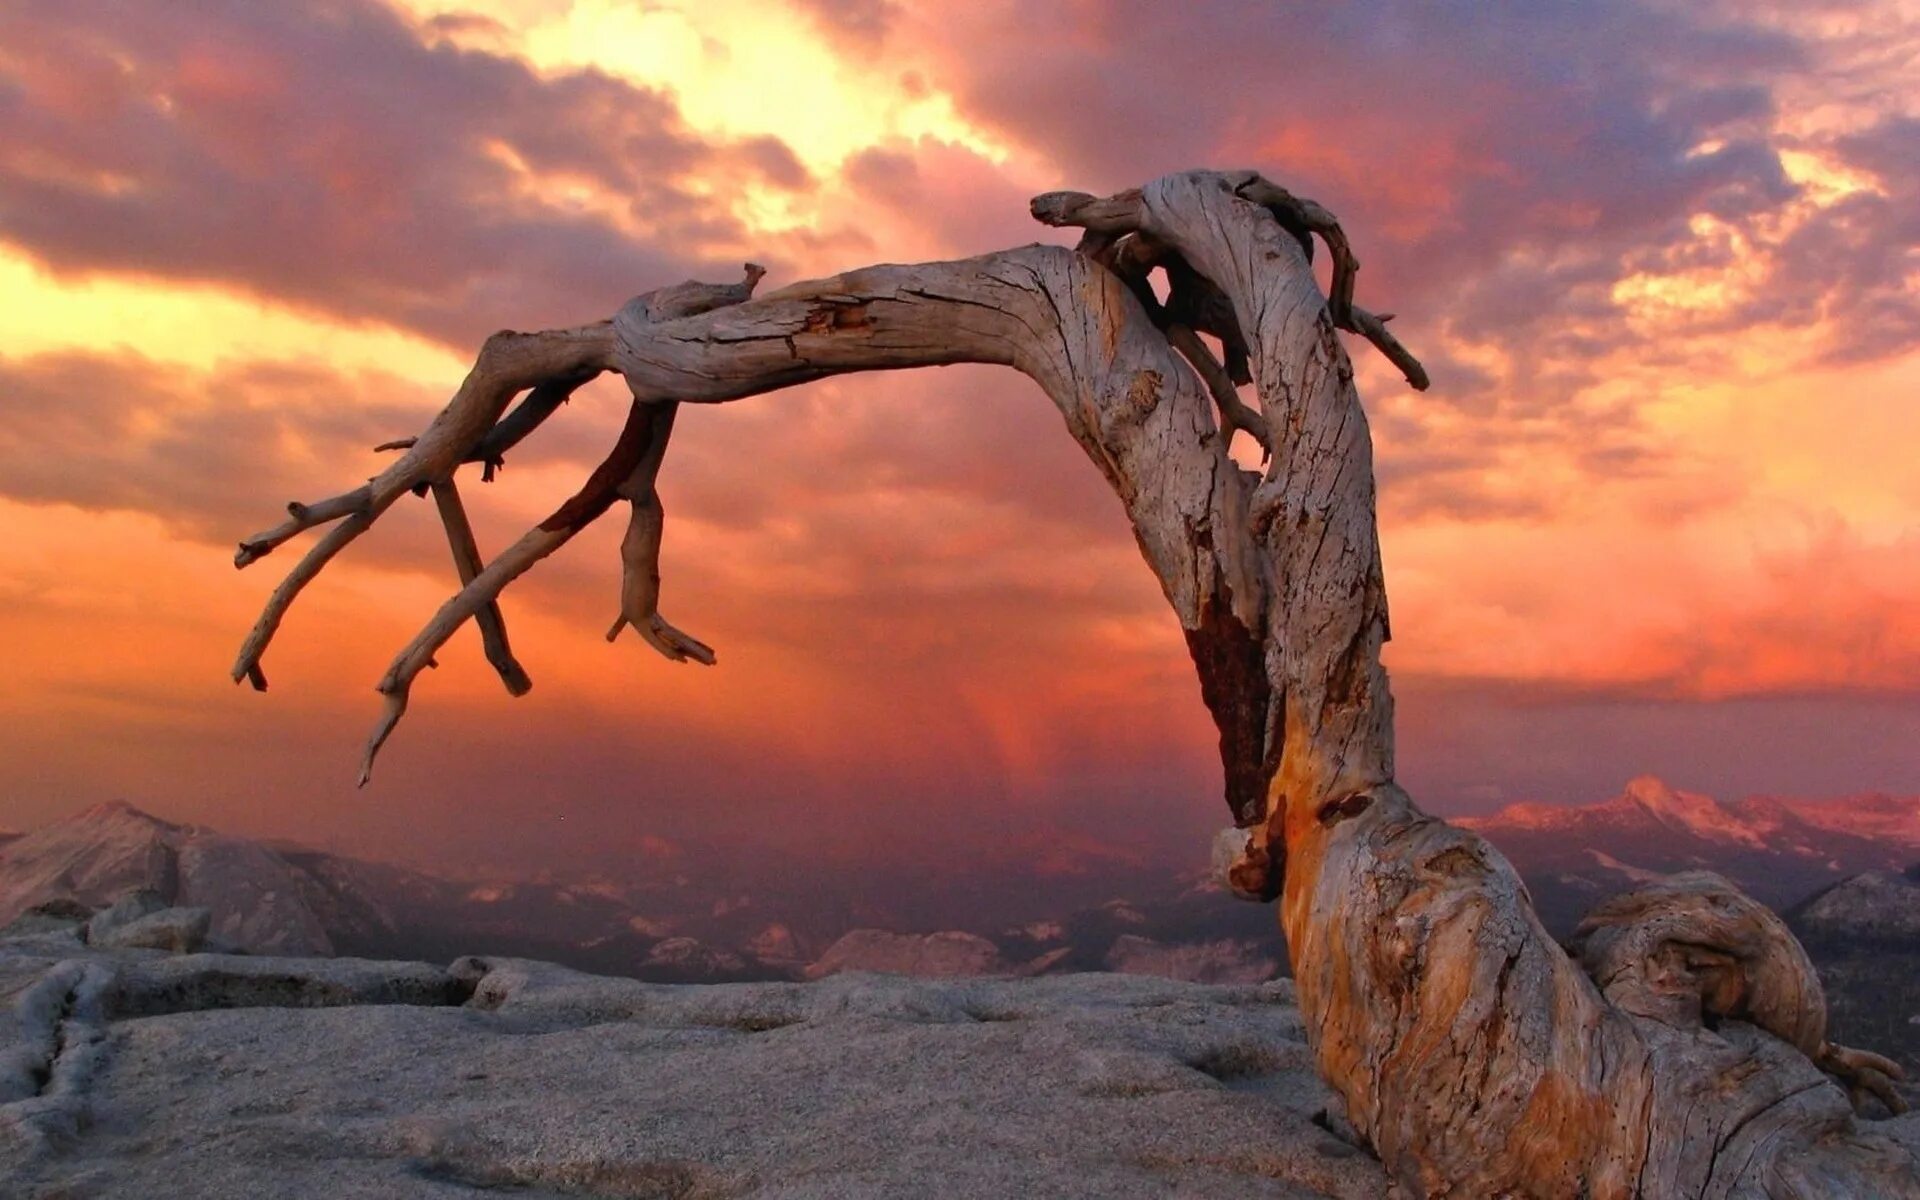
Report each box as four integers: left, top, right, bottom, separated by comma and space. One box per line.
1, 0, 1916, 879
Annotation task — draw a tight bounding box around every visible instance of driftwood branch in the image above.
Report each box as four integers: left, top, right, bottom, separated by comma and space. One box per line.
373, 371, 601, 480
428, 478, 530, 697
1225, 171, 1429, 390
345, 267, 765, 782
229, 172, 1917, 1197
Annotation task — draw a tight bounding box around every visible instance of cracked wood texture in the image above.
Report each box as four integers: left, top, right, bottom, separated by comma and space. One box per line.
232, 169, 1918, 1198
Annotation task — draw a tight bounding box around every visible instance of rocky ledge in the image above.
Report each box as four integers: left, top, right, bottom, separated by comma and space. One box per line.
1, 907, 1387, 1199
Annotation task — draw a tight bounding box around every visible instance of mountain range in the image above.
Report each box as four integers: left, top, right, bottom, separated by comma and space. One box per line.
0, 800, 1281, 985
1458, 775, 1920, 934
3, 776, 1917, 991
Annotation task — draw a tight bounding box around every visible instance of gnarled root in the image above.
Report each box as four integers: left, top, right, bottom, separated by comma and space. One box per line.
1570, 871, 1909, 1115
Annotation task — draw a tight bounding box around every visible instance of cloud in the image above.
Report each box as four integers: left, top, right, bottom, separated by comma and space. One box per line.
790, 0, 900, 50
881, 0, 1917, 510
0, 351, 434, 544
0, 348, 1175, 728
0, 0, 808, 347
839, 140, 1046, 259
1628, 522, 1920, 698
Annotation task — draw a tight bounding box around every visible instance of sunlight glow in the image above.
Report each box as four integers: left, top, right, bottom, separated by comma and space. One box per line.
396, 0, 1009, 176
0, 246, 466, 379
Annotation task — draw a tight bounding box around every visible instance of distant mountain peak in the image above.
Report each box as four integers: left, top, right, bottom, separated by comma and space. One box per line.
1613, 776, 1766, 848
1623, 773, 1668, 792
73, 799, 180, 829
1620, 774, 1679, 806
1, 799, 327, 954
1460, 778, 1920, 933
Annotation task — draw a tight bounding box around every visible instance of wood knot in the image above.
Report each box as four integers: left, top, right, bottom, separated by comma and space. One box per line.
1316, 791, 1374, 826
1125, 369, 1164, 415
1226, 839, 1284, 904
802, 300, 873, 335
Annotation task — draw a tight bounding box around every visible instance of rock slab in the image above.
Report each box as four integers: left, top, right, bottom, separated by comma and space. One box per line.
0, 926, 1388, 1198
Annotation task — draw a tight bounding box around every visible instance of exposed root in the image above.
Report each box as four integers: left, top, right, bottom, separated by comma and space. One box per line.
1570, 872, 1828, 1052
1569, 871, 1913, 1117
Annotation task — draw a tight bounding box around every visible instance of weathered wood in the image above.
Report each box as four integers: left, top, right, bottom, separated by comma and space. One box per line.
429, 477, 530, 697
232, 169, 1918, 1197
351, 268, 767, 783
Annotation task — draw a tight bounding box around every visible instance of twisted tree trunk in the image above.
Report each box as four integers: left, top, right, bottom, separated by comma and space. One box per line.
230, 169, 1917, 1198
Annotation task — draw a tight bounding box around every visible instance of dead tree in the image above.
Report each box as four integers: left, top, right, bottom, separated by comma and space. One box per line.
231, 169, 1917, 1198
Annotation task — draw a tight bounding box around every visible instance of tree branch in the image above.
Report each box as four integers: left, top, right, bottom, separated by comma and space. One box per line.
429, 477, 531, 696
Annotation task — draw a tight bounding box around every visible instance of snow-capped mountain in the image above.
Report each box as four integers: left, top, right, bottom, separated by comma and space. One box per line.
1462, 775, 1920, 934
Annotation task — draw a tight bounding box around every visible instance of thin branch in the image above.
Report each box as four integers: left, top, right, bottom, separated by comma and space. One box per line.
603, 402, 714, 664
1342, 303, 1429, 390
361, 398, 678, 783
1227, 174, 1356, 320
1166, 323, 1271, 457
375, 371, 603, 479
1037, 175, 1429, 391
429, 477, 532, 697
235, 485, 372, 567
1029, 188, 1146, 235
470, 373, 594, 480
232, 510, 377, 689
231, 323, 618, 685
1228, 171, 1429, 390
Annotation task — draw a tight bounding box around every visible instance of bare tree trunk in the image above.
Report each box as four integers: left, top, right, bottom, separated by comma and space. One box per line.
230, 169, 1917, 1198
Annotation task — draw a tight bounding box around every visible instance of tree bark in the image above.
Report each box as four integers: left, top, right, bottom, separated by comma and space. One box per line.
231, 169, 1917, 1198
